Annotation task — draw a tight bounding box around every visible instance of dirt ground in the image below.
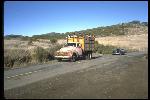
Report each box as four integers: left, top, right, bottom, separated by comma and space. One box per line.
4, 53, 148, 99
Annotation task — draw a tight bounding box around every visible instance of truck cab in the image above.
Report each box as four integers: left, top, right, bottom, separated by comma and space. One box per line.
66, 42, 83, 56
55, 42, 83, 62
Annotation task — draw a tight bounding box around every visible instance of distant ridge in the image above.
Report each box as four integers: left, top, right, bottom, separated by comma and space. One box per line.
5, 20, 148, 40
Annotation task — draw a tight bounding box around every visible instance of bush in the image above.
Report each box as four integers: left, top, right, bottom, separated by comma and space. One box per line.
93, 41, 99, 53
28, 39, 33, 45
4, 56, 14, 68
100, 45, 116, 54
94, 41, 117, 54
4, 49, 32, 68
32, 47, 49, 62
50, 38, 57, 44
32, 44, 63, 62
46, 44, 63, 60
21, 36, 30, 41
4, 44, 64, 68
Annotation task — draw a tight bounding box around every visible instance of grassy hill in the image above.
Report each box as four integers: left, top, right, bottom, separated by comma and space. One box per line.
4, 20, 148, 40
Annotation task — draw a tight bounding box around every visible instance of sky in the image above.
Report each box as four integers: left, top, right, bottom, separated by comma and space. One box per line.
4, 1, 148, 37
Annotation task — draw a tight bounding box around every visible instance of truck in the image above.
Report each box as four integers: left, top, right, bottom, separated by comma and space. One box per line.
54, 33, 95, 62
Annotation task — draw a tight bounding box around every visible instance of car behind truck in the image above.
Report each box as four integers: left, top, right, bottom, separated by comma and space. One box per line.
54, 33, 95, 62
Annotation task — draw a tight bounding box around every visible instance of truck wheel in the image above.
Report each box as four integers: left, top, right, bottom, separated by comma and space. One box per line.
88, 53, 92, 60
89, 53, 92, 59
71, 54, 76, 62
84, 53, 90, 60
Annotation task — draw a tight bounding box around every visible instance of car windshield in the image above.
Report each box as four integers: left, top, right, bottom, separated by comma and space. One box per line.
67, 43, 76, 47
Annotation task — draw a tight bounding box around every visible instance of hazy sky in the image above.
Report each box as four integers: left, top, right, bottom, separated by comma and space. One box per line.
4, 1, 148, 36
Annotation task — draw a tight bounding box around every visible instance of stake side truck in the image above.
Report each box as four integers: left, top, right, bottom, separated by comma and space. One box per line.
54, 33, 95, 62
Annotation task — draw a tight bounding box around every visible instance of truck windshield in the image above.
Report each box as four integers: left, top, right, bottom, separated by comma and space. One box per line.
67, 43, 76, 47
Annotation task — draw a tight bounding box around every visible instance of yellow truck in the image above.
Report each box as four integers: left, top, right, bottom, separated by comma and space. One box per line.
55, 33, 95, 62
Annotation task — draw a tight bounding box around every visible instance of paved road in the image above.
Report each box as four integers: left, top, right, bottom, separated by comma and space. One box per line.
4, 52, 146, 90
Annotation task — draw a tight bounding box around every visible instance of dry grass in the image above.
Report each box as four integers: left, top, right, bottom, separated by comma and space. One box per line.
95, 34, 148, 52
4, 39, 53, 50
4, 49, 32, 68
57, 39, 67, 44
4, 39, 63, 68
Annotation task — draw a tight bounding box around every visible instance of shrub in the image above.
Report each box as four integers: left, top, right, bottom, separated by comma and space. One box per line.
94, 41, 117, 54
50, 38, 57, 44
46, 44, 63, 60
32, 44, 63, 62
4, 56, 14, 68
93, 41, 99, 53
100, 45, 116, 54
28, 39, 33, 45
32, 47, 49, 63
4, 44, 64, 68
4, 49, 32, 68
21, 36, 30, 41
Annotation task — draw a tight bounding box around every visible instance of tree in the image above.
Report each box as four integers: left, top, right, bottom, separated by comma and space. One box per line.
129, 20, 141, 24
141, 22, 148, 26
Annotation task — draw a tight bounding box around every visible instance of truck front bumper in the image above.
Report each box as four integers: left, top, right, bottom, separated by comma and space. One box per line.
55, 56, 72, 59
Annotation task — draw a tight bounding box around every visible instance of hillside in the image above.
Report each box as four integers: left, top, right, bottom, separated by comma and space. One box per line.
4, 20, 148, 51
95, 24, 148, 52
4, 20, 148, 40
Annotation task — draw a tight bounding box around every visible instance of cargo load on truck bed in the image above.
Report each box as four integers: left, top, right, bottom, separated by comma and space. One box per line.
67, 33, 95, 51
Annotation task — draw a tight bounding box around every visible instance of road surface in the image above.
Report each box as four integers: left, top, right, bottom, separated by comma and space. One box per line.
4, 52, 148, 99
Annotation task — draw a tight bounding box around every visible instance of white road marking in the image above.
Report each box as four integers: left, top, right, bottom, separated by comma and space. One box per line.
15, 75, 18, 77
25, 72, 29, 75
34, 70, 37, 73
28, 72, 32, 74
6, 70, 40, 79
19, 73, 23, 76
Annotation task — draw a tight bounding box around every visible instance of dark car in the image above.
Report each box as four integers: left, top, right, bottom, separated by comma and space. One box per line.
112, 48, 126, 55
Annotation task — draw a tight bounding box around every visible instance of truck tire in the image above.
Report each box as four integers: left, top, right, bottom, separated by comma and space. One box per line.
70, 54, 76, 62
89, 53, 92, 60
88, 53, 92, 60
84, 52, 92, 60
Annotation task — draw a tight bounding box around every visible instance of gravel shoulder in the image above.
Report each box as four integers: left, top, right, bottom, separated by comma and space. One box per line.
4, 52, 148, 99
